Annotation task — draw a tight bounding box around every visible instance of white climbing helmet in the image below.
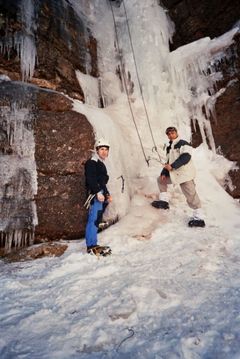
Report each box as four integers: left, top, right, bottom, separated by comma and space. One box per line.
95, 138, 110, 149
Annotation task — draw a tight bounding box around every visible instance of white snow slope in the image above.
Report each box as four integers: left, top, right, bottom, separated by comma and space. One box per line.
1, 1, 240, 358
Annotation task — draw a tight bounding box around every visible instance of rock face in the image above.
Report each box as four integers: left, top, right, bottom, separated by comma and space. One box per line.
0, 0, 98, 100
34, 92, 94, 242
214, 76, 240, 198
161, 0, 240, 50
161, 0, 240, 199
0, 0, 97, 254
0, 81, 94, 255
35, 0, 98, 99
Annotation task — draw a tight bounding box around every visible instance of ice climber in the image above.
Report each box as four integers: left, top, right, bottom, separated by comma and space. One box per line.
84, 138, 112, 256
152, 126, 205, 227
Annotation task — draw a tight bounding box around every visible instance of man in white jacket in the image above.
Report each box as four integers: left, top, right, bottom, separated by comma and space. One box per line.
152, 126, 205, 227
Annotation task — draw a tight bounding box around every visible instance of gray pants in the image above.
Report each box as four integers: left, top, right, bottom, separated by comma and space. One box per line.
157, 176, 201, 210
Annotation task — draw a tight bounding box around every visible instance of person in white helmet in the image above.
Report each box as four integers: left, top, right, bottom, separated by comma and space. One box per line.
152, 126, 205, 227
84, 138, 112, 256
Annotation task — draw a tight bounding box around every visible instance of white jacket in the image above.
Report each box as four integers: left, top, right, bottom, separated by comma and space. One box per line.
164, 138, 196, 184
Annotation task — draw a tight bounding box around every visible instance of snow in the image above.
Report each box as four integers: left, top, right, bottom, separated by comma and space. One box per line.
1, 1, 240, 358
1, 175, 240, 357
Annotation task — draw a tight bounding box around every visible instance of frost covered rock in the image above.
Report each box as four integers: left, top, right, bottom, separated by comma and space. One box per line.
1, 242, 68, 261
0, 81, 94, 254
161, 0, 240, 50
0, 0, 99, 101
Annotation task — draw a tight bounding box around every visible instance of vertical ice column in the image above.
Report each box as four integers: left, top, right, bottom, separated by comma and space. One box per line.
20, 0, 37, 81
0, 99, 38, 253
81, 0, 176, 143
168, 38, 216, 146
115, 1, 175, 131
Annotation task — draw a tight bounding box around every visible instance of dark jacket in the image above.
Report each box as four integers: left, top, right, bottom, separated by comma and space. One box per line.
85, 154, 109, 196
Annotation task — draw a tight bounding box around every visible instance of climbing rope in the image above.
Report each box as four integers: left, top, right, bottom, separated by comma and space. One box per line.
110, 0, 164, 165
116, 327, 135, 352
122, 0, 162, 160
109, 0, 150, 166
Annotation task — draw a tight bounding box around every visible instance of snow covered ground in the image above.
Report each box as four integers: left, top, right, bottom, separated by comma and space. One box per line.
1, 94, 240, 357
0, 158, 240, 358
1, 1, 240, 358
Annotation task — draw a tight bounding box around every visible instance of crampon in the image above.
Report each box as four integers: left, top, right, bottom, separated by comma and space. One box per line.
87, 245, 112, 257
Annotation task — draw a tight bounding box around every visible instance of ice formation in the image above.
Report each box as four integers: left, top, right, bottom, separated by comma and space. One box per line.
0, 90, 38, 252
73, 1, 238, 153
0, 0, 37, 81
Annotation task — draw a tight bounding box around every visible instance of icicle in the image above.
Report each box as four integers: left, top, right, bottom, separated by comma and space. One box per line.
0, 228, 34, 253
169, 27, 239, 152
20, 34, 36, 81
0, 0, 37, 81
20, 0, 37, 81
0, 95, 38, 253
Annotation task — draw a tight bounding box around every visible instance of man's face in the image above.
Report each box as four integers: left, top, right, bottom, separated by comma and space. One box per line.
166, 129, 178, 141
97, 146, 109, 160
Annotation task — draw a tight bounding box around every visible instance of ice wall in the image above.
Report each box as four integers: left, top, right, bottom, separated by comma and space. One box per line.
169, 28, 238, 151
0, 82, 37, 253
72, 0, 238, 153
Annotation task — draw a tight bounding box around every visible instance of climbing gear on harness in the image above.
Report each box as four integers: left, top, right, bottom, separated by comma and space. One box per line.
83, 194, 95, 210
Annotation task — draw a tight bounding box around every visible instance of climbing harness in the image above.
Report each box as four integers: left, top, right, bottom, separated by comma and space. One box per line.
109, 0, 165, 165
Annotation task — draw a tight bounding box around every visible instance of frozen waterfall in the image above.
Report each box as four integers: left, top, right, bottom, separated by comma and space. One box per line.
74, 0, 238, 154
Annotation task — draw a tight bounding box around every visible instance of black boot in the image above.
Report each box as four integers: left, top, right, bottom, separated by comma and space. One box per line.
188, 219, 206, 228
151, 200, 169, 209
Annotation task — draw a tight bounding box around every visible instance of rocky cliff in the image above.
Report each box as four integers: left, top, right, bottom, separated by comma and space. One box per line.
0, 0, 97, 253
